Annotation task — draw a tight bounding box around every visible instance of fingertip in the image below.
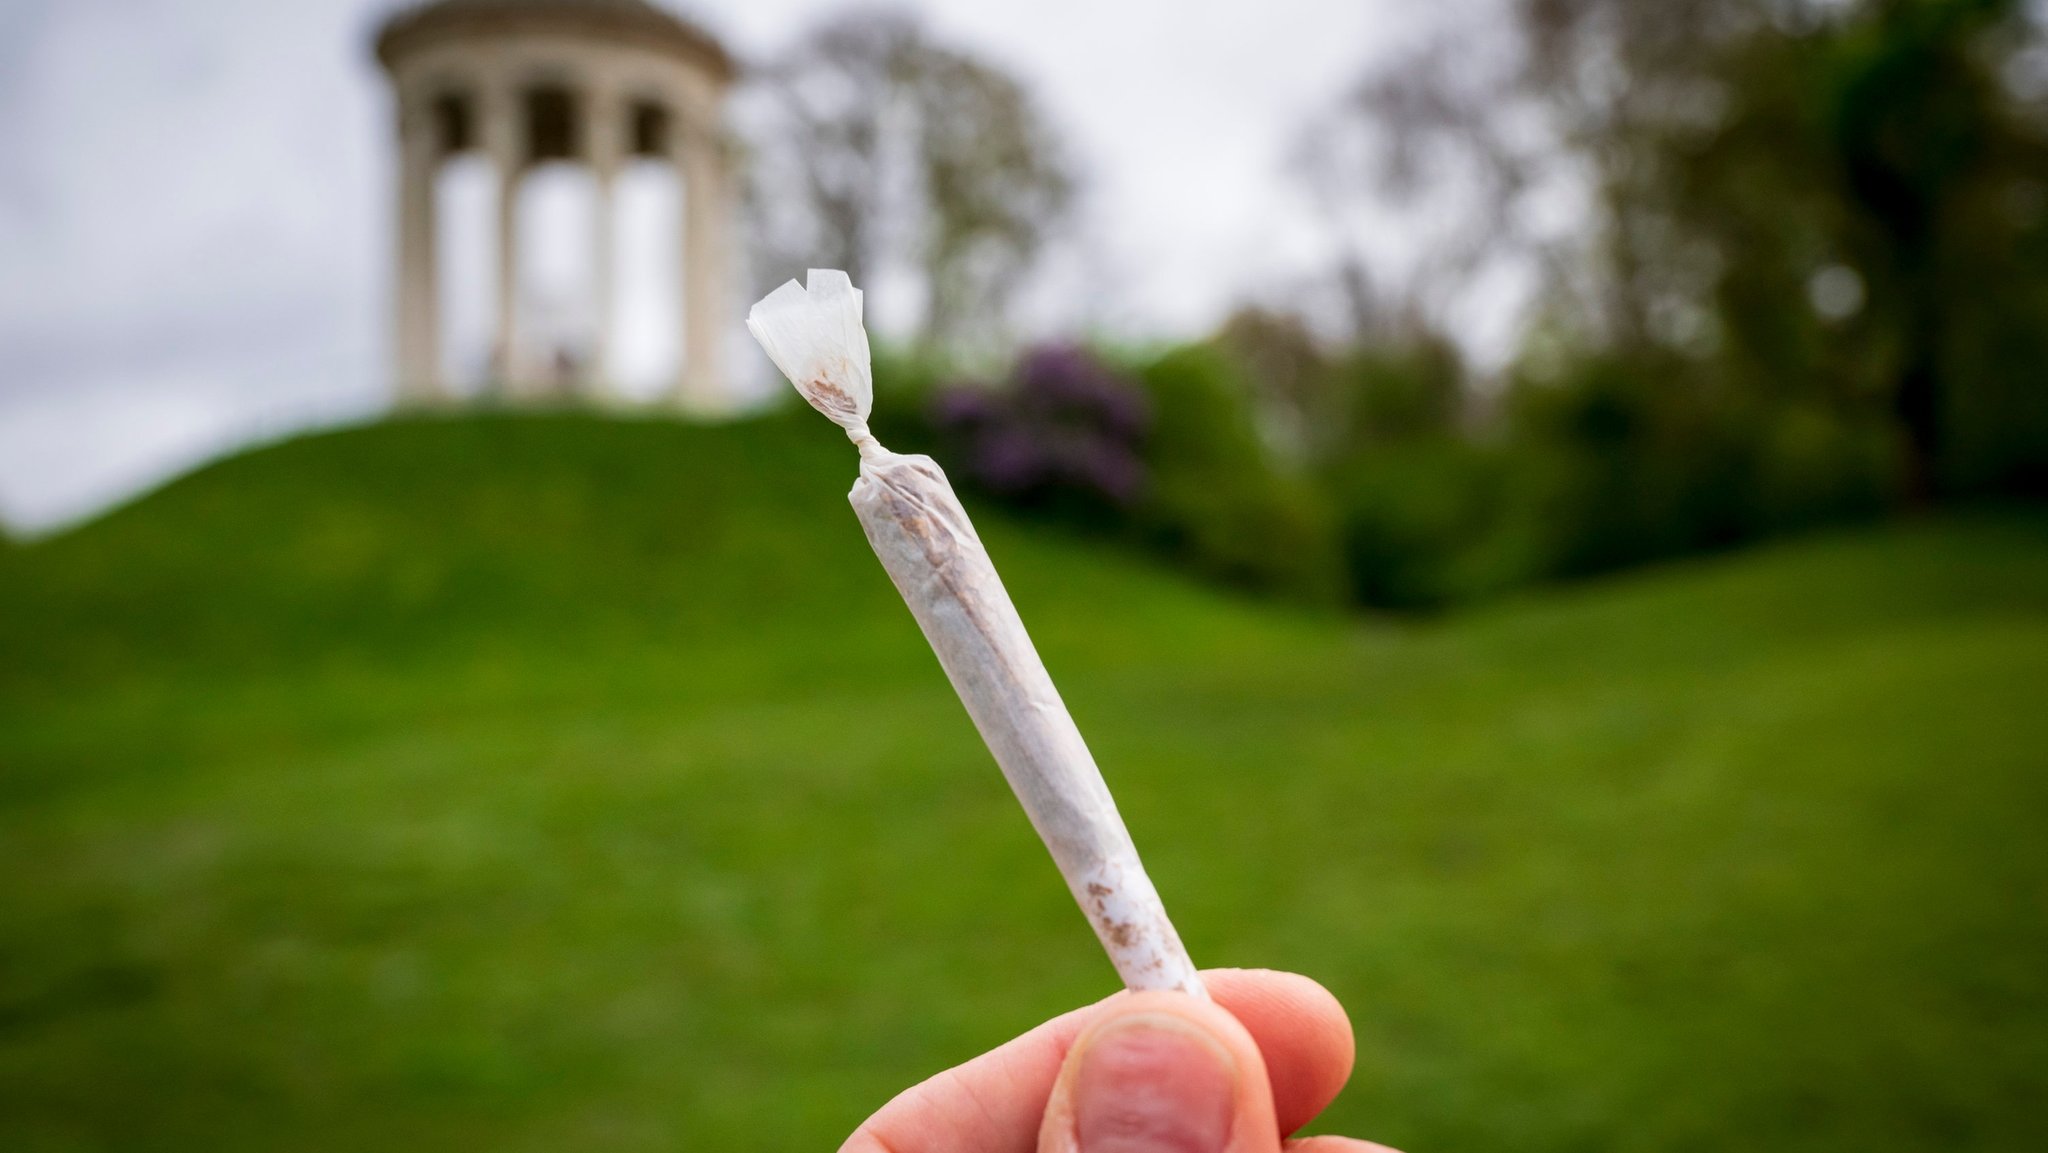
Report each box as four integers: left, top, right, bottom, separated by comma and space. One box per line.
1285, 1138, 1405, 1153
1202, 969, 1357, 1135
1072, 989, 1273, 1080
1042, 991, 1279, 1153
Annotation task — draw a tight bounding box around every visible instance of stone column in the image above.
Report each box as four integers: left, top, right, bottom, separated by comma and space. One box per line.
395, 92, 441, 404
483, 82, 525, 396
586, 85, 625, 399
678, 121, 731, 412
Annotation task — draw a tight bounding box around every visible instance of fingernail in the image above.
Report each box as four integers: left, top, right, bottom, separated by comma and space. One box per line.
1073, 1013, 1237, 1152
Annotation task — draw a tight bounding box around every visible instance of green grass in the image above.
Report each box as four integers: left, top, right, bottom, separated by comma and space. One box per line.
2, 413, 2045, 1151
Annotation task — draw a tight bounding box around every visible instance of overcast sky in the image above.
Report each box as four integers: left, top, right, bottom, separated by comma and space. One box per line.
0, 0, 1466, 533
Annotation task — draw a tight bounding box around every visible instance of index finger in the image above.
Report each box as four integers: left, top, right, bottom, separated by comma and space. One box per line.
842, 969, 1356, 1153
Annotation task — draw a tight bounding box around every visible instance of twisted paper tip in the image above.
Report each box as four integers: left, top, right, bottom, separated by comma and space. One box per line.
746, 269, 879, 454
847, 423, 887, 463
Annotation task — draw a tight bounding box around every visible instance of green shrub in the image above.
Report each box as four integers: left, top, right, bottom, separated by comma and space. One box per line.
1329, 439, 1544, 611
1134, 346, 1344, 604
1329, 340, 1465, 447
1940, 288, 2048, 498
1751, 404, 1901, 532
1502, 356, 1899, 581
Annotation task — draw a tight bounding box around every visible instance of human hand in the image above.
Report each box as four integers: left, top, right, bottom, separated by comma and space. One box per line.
842, 968, 1401, 1153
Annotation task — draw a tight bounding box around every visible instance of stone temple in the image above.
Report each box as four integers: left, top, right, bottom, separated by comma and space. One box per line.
375, 0, 738, 409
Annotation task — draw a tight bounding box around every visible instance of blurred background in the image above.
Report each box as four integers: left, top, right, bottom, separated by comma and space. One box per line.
3, 0, 2046, 1149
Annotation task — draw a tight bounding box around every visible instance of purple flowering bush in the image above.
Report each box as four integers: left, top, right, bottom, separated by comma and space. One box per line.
930, 345, 1153, 521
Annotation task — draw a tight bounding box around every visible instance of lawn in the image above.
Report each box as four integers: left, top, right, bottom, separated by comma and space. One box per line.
2, 414, 2044, 1151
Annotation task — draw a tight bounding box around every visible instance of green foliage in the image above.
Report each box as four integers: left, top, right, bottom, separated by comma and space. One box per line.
1328, 338, 1465, 448
1315, 348, 1901, 611
1132, 346, 1345, 604
1308, 0, 2048, 519
1327, 438, 1537, 611
1501, 356, 1902, 580
1607, 0, 2048, 497
1313, 340, 1517, 611
2, 417, 2046, 1151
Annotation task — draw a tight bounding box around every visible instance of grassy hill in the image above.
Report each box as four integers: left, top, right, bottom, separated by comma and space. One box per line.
2, 413, 2045, 1152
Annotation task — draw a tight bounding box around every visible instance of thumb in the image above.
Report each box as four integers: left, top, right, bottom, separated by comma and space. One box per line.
1038, 990, 1282, 1153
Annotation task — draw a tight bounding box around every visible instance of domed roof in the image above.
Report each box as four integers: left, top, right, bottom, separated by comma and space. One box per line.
375, 0, 734, 81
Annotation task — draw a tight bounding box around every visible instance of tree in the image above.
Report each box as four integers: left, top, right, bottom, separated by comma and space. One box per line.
743, 10, 1075, 359
1303, 0, 2048, 498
